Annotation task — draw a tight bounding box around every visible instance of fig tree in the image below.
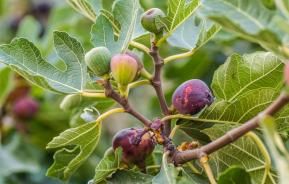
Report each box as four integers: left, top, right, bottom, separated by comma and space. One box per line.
110, 54, 138, 85
12, 97, 39, 119
85, 47, 111, 77
141, 8, 165, 34
112, 128, 155, 167
172, 79, 214, 115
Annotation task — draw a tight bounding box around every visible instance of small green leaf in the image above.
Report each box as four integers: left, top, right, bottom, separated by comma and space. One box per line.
67, 0, 97, 21
91, 148, 122, 184
159, 0, 200, 44
167, 15, 220, 51
261, 116, 289, 184
91, 0, 140, 54
0, 31, 86, 94
218, 166, 252, 184
0, 67, 14, 107
46, 122, 101, 181
152, 153, 178, 184
107, 170, 153, 184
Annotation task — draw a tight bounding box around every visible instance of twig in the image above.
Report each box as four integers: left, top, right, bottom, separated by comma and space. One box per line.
173, 91, 289, 164
130, 41, 150, 54
102, 79, 152, 127
95, 108, 125, 123
149, 45, 171, 135
163, 49, 195, 64
200, 156, 217, 184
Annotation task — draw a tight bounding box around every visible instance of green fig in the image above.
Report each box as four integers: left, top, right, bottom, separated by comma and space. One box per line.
85, 47, 111, 77
141, 8, 165, 34
110, 54, 138, 86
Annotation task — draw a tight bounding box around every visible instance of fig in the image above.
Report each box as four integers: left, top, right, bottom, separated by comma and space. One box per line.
141, 8, 165, 34
112, 128, 155, 167
12, 97, 39, 119
125, 51, 143, 80
110, 54, 138, 85
172, 79, 214, 115
85, 47, 112, 77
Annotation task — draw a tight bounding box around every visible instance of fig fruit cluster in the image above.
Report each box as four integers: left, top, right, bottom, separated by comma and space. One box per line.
112, 128, 155, 167
85, 48, 142, 86
172, 79, 214, 115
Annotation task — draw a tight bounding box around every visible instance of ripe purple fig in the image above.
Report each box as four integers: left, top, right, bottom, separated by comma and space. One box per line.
12, 97, 39, 119
110, 54, 138, 85
112, 128, 155, 167
172, 79, 214, 115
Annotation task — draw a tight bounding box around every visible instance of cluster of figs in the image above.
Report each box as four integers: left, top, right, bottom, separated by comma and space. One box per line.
84, 8, 214, 167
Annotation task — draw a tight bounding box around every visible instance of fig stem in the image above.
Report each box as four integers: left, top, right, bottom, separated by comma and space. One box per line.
161, 114, 237, 125
96, 108, 125, 123
173, 91, 289, 165
149, 44, 171, 136
102, 79, 152, 127
81, 92, 107, 98
164, 49, 196, 64
199, 156, 217, 184
140, 68, 153, 80
130, 40, 150, 54
169, 125, 179, 139
128, 80, 150, 89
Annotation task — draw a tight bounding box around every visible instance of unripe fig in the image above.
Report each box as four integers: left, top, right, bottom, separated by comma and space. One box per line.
141, 8, 165, 34
125, 51, 143, 80
110, 54, 138, 85
112, 128, 155, 167
85, 47, 111, 77
172, 79, 214, 115
12, 97, 39, 119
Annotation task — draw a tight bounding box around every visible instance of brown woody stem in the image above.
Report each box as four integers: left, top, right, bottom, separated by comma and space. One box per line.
173, 91, 289, 165
149, 45, 171, 136
102, 80, 152, 127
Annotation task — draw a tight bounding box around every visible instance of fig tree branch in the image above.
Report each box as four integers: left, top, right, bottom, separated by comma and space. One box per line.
173, 91, 289, 165
149, 44, 171, 135
102, 79, 152, 127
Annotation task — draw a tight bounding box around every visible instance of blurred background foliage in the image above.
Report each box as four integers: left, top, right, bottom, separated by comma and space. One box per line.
0, 0, 264, 183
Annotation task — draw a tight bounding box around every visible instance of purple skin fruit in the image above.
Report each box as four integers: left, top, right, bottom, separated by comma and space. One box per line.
172, 79, 214, 115
12, 97, 39, 120
112, 128, 155, 167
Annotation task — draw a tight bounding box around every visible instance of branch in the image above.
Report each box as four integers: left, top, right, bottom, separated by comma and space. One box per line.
173, 91, 289, 165
149, 45, 171, 135
102, 79, 152, 127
